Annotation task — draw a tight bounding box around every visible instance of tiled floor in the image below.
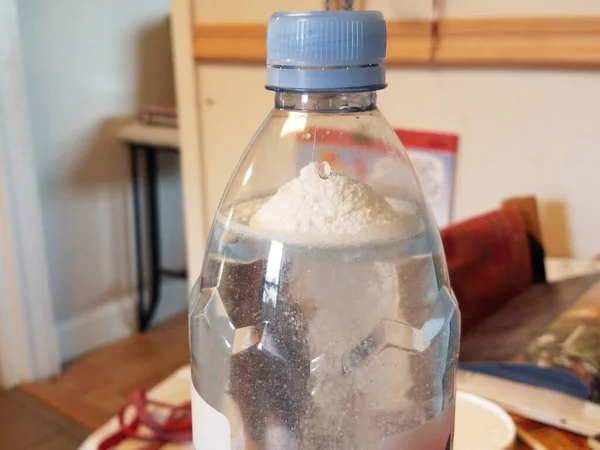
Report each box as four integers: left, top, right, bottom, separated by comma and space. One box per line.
0, 389, 87, 449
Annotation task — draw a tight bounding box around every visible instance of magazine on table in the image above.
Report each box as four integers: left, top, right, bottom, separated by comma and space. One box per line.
517, 282, 600, 402
458, 282, 600, 438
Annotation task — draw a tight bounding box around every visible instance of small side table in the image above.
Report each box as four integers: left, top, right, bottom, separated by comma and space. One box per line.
119, 122, 187, 331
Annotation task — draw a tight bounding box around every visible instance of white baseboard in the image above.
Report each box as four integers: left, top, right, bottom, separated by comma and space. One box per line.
56, 294, 137, 363
56, 280, 189, 363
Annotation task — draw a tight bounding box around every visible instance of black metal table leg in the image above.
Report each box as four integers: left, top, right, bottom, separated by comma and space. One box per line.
128, 141, 188, 332
130, 145, 146, 331
140, 146, 162, 331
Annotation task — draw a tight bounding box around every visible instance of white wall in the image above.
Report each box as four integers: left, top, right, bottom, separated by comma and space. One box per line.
379, 70, 600, 259
0, 0, 61, 386
190, 0, 600, 261
18, 0, 187, 361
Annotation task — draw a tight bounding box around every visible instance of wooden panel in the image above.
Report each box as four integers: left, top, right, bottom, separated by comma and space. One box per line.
386, 20, 432, 65
194, 23, 267, 63
436, 16, 600, 69
194, 16, 600, 69
194, 21, 432, 65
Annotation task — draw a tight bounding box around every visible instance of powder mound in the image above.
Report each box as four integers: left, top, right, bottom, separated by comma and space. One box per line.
250, 162, 399, 236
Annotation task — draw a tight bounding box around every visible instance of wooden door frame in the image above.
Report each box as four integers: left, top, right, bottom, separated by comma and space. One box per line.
171, 0, 208, 288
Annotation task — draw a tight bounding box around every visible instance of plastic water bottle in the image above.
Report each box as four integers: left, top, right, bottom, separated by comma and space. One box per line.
190, 11, 460, 450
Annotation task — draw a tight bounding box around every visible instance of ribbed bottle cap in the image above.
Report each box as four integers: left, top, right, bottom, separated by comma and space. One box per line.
266, 11, 387, 92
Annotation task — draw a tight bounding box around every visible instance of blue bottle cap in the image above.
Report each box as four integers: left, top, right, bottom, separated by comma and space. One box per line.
266, 11, 387, 92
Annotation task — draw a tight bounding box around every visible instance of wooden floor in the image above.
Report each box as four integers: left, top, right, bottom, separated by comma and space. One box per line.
21, 314, 188, 431
0, 390, 88, 449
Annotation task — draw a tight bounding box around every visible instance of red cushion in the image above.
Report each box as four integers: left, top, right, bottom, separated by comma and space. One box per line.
441, 207, 533, 332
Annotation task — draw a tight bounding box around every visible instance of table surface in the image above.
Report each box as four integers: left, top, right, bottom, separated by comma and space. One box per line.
119, 121, 179, 148
462, 274, 600, 449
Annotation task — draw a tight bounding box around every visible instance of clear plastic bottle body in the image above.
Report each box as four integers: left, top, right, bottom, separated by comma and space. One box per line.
190, 91, 460, 449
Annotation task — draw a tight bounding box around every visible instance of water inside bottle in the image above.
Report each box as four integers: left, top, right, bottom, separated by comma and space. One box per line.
190, 197, 459, 449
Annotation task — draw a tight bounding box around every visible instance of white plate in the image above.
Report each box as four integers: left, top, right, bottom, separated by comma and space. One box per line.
455, 391, 516, 450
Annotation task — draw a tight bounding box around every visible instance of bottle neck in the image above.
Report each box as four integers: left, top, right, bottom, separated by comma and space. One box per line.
274, 91, 377, 112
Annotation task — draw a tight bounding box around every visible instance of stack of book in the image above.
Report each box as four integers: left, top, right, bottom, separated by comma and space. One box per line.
138, 106, 178, 128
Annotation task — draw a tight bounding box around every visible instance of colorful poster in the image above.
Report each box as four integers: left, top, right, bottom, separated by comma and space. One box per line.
396, 129, 458, 228
518, 286, 600, 402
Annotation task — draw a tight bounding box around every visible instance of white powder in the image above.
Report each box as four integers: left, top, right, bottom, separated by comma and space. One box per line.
245, 162, 417, 442
250, 162, 400, 237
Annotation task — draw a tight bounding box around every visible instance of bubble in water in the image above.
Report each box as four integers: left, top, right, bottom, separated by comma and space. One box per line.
318, 161, 332, 179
